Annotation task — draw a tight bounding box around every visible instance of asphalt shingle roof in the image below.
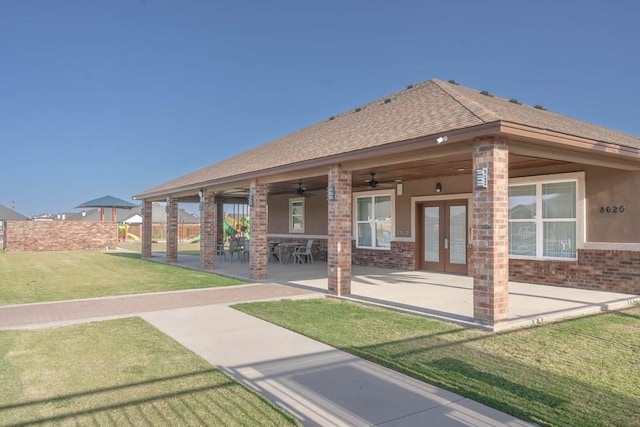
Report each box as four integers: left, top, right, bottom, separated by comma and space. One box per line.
0, 204, 27, 220
136, 78, 640, 198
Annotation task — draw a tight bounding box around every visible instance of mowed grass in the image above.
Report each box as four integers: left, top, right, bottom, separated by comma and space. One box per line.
236, 299, 640, 427
0, 251, 244, 305
0, 318, 299, 426
118, 241, 201, 256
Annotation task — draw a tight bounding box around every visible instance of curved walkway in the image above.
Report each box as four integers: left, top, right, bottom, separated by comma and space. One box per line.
0, 284, 534, 426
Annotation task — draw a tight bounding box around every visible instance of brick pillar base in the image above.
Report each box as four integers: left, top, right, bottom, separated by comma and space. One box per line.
166, 198, 178, 263
328, 164, 352, 295
472, 138, 509, 327
250, 181, 268, 280
141, 200, 153, 258
200, 190, 216, 270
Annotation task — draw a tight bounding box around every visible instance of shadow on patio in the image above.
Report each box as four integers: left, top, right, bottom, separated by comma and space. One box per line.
147, 253, 639, 331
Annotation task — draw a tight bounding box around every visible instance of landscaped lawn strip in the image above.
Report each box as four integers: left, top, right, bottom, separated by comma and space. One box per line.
0, 318, 299, 426
235, 299, 640, 427
0, 251, 245, 305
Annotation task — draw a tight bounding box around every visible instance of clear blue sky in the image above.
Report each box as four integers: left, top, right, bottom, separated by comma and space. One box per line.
2, 0, 638, 216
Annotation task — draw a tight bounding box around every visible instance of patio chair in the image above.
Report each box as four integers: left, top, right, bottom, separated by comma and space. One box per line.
228, 238, 246, 262
295, 239, 314, 264
216, 243, 227, 262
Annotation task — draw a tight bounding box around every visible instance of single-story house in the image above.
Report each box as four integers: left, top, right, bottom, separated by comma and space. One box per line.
133, 78, 640, 328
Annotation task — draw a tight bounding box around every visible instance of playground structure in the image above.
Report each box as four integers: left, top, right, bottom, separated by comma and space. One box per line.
187, 203, 251, 244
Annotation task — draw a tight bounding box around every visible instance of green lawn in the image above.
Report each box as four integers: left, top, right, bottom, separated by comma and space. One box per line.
118, 241, 202, 256
0, 318, 299, 426
235, 298, 640, 427
0, 251, 244, 305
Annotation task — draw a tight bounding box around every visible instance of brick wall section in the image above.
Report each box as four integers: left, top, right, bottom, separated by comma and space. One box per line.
200, 190, 216, 270
510, 249, 640, 294
328, 165, 352, 295
166, 198, 178, 262
472, 138, 509, 327
4, 220, 117, 251
250, 181, 268, 279
352, 241, 415, 270
141, 199, 153, 258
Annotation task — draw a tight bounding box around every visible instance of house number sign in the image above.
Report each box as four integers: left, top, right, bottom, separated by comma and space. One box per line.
599, 205, 625, 213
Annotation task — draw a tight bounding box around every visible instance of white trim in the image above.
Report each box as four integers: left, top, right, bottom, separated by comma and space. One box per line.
583, 242, 640, 251
288, 197, 305, 234
353, 189, 396, 250
508, 171, 585, 260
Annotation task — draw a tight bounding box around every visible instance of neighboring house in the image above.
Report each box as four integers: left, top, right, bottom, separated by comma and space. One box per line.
0, 204, 28, 250
0, 204, 27, 221
133, 78, 640, 328
118, 203, 200, 241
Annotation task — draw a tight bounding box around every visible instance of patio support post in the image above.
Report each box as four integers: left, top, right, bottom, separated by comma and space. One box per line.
327, 164, 352, 295
216, 198, 225, 248
472, 137, 509, 328
141, 199, 153, 259
200, 189, 216, 270
166, 197, 179, 262
249, 180, 268, 280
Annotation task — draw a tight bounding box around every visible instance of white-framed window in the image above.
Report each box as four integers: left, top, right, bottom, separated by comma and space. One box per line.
508, 172, 584, 260
356, 192, 393, 249
289, 198, 305, 233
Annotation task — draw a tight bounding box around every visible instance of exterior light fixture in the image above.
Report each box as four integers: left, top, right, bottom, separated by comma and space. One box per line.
436, 136, 448, 144
396, 180, 403, 196
475, 167, 488, 189
435, 182, 442, 193
327, 186, 336, 201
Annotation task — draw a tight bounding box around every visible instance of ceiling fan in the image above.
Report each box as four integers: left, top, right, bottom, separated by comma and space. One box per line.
365, 173, 379, 188
295, 182, 314, 197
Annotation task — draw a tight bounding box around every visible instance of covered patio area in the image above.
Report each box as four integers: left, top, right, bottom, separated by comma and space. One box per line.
146, 253, 639, 332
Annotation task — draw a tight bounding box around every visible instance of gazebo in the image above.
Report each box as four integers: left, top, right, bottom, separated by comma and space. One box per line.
75, 195, 137, 222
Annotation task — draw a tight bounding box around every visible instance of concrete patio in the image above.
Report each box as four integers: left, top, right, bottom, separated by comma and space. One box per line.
147, 253, 639, 331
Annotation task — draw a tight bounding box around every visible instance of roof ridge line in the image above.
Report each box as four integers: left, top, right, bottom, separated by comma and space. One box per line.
432, 79, 500, 123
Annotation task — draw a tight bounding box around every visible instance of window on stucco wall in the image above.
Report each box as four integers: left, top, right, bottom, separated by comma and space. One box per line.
509, 173, 582, 260
289, 198, 304, 233
356, 194, 392, 249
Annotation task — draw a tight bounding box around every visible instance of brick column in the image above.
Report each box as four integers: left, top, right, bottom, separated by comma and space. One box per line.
472, 137, 509, 327
328, 164, 352, 295
216, 198, 225, 248
250, 180, 268, 280
141, 199, 153, 258
166, 198, 179, 262
200, 190, 216, 270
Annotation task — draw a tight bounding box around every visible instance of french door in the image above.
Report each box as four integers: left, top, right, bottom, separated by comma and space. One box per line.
419, 200, 468, 274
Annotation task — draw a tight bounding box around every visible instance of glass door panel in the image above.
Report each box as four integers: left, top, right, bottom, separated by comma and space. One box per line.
424, 206, 439, 262
449, 205, 466, 265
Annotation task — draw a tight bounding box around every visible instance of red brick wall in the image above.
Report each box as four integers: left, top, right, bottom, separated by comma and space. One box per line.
510, 249, 640, 294
5, 220, 118, 252
352, 241, 415, 270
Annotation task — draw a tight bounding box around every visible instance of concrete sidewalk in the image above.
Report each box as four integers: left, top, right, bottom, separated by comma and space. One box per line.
142, 304, 534, 426
1, 284, 534, 426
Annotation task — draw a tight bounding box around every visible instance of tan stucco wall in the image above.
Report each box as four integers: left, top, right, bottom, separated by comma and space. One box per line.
267, 194, 328, 235
584, 168, 640, 243
511, 163, 640, 243
265, 162, 639, 244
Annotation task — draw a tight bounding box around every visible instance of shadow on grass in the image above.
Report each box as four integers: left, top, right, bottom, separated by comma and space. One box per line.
344, 314, 640, 426
239, 301, 640, 426
1, 369, 295, 426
